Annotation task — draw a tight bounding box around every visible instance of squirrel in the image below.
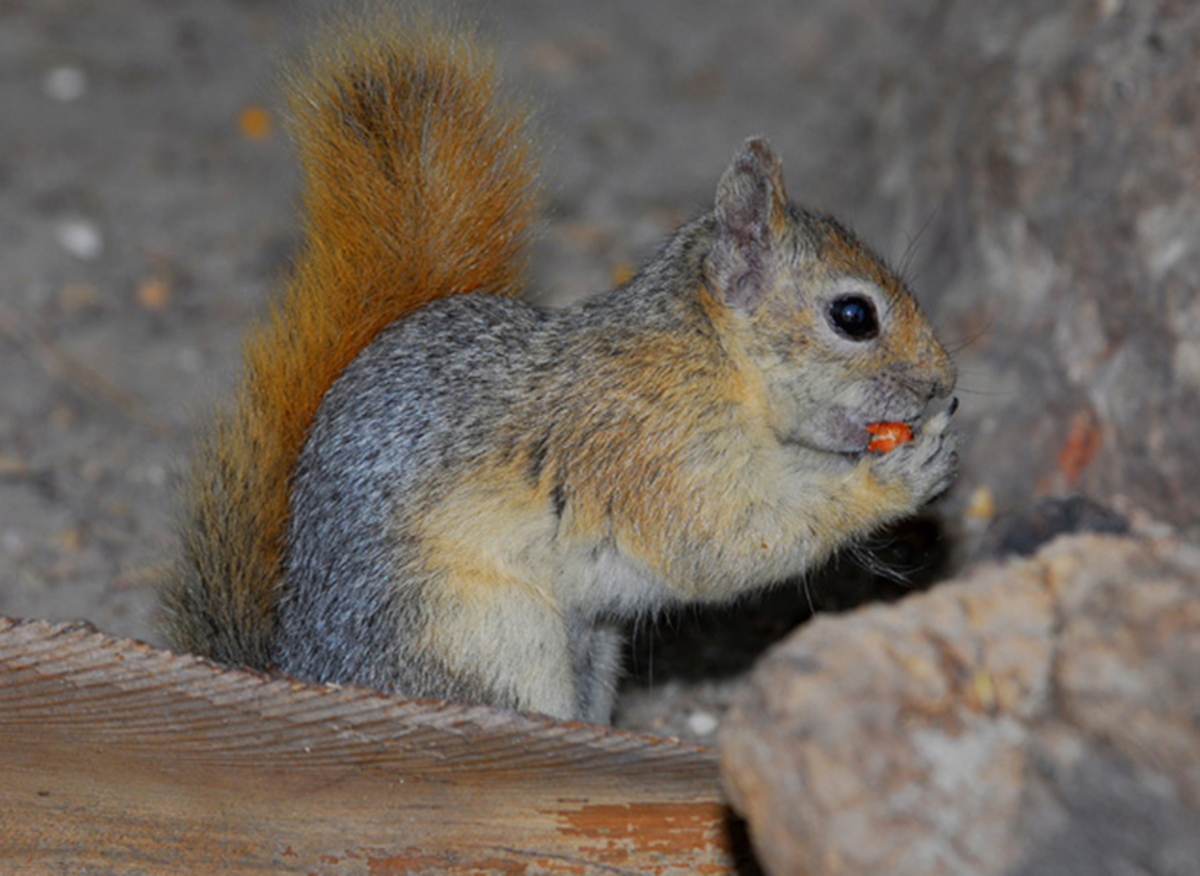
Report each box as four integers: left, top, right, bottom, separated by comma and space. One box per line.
159, 14, 958, 724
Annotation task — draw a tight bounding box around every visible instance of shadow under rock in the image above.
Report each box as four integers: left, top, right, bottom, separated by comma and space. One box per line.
621, 513, 955, 687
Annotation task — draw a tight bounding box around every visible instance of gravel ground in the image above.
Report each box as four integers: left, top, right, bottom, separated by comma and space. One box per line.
1, 0, 944, 739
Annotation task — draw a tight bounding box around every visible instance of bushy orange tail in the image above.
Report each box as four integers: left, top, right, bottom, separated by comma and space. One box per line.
161, 15, 540, 666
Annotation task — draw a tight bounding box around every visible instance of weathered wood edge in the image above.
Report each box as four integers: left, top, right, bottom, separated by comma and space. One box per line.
0, 616, 744, 875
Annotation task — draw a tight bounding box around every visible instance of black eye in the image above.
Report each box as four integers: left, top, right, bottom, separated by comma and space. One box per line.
828, 294, 879, 341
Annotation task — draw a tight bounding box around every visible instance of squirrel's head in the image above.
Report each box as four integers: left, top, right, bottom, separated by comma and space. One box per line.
704, 137, 955, 456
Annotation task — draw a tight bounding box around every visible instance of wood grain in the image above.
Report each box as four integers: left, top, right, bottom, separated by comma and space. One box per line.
0, 617, 744, 875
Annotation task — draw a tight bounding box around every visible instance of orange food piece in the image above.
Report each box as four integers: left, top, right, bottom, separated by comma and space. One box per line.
239, 105, 273, 141
866, 421, 913, 453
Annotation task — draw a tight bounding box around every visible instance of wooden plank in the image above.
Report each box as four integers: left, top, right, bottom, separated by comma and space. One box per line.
0, 617, 741, 874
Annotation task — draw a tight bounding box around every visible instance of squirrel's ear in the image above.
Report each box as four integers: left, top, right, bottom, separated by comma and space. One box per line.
709, 137, 789, 311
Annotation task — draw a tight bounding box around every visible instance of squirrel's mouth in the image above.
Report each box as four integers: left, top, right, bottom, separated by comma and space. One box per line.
814, 399, 949, 458
775, 393, 950, 459
822, 407, 918, 456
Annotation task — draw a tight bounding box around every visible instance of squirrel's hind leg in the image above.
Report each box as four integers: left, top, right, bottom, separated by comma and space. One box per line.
569, 617, 624, 724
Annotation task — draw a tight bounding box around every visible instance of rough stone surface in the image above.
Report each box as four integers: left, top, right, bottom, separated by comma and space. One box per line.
719, 533, 1200, 876
864, 0, 1200, 543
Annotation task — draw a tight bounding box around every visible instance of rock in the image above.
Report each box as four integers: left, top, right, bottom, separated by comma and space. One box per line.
719, 534, 1200, 876
857, 0, 1200, 540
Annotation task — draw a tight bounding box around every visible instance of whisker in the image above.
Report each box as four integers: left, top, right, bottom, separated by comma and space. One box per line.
941, 316, 995, 355
848, 542, 915, 586
897, 206, 941, 281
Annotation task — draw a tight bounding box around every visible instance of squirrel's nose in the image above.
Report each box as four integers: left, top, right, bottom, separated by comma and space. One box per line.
932, 347, 958, 400
926, 365, 956, 401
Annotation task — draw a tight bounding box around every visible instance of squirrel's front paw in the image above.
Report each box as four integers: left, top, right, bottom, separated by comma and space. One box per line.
872, 399, 959, 508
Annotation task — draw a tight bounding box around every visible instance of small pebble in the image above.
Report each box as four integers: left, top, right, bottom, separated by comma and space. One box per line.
56, 219, 103, 260
686, 710, 719, 737
239, 105, 273, 141
966, 486, 995, 522
44, 66, 88, 102
135, 277, 171, 311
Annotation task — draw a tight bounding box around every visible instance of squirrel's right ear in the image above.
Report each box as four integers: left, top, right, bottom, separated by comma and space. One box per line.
709, 137, 789, 312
